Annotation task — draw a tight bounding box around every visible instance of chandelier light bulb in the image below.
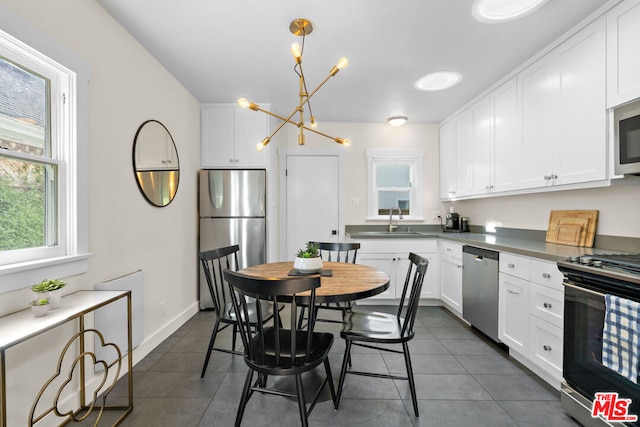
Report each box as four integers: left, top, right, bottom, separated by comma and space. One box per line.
256, 137, 270, 151
309, 117, 318, 130
336, 57, 349, 70
237, 98, 250, 109
291, 43, 302, 61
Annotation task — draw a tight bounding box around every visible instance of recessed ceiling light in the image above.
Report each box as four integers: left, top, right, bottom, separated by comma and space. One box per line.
472, 0, 550, 23
387, 116, 408, 126
414, 71, 463, 91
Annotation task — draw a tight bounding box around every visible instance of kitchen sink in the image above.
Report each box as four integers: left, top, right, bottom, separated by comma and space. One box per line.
357, 231, 425, 236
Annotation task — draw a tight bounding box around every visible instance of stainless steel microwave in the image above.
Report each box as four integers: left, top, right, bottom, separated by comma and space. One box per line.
615, 99, 640, 175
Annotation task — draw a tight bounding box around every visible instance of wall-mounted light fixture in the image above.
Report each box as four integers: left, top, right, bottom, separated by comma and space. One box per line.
238, 18, 351, 151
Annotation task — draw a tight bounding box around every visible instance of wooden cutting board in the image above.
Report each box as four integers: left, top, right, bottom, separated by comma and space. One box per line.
554, 217, 589, 246
545, 210, 598, 247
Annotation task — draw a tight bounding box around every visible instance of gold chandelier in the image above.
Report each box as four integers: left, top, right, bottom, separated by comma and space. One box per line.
238, 18, 351, 151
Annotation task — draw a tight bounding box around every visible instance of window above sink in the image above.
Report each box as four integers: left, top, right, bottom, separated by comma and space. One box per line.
366, 150, 424, 221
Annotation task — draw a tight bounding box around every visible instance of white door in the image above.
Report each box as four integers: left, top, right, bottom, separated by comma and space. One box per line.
285, 155, 340, 260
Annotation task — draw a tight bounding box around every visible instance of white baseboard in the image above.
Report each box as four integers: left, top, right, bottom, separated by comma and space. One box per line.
132, 301, 200, 366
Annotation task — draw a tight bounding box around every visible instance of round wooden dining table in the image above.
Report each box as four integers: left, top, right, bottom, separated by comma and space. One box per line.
237, 261, 390, 303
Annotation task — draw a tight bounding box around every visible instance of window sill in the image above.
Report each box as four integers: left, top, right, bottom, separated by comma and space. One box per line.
0, 253, 92, 294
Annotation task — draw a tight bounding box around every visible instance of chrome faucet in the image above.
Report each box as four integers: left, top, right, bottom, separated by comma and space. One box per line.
388, 206, 404, 232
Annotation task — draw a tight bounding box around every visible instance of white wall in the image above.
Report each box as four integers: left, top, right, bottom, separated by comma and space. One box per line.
446, 183, 640, 239
0, 1, 200, 424
278, 122, 442, 226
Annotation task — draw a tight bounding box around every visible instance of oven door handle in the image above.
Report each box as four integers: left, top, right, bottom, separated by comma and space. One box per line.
564, 281, 607, 298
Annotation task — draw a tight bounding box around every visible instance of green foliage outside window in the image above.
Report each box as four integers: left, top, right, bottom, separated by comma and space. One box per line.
0, 169, 45, 251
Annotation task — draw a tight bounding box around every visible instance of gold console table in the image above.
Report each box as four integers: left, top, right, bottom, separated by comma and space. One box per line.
0, 290, 133, 426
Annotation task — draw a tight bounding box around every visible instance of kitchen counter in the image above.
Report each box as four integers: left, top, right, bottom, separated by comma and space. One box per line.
347, 228, 628, 262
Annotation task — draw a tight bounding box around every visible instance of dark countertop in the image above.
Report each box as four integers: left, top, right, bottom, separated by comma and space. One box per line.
346, 227, 629, 262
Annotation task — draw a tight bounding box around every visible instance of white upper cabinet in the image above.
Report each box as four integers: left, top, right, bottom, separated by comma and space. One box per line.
518, 53, 560, 189
607, 0, 640, 107
556, 17, 607, 185
520, 16, 606, 188
439, 121, 456, 199
201, 104, 270, 168
439, 16, 606, 200
470, 98, 493, 194
471, 77, 522, 195
454, 111, 473, 198
439, 113, 472, 200
492, 78, 522, 192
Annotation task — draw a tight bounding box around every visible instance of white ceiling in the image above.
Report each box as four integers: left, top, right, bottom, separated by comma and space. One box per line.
97, 0, 609, 124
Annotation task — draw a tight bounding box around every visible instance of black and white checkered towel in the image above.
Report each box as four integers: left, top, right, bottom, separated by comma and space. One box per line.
603, 294, 640, 384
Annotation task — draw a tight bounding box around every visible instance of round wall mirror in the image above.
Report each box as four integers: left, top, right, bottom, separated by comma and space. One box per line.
132, 120, 180, 207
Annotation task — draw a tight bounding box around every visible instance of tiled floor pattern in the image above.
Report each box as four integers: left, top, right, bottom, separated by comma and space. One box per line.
83, 306, 580, 426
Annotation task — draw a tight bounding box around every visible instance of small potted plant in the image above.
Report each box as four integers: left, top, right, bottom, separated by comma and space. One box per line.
32, 279, 66, 310
294, 242, 323, 273
29, 297, 50, 317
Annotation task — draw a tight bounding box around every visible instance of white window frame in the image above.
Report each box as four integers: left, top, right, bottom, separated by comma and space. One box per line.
366, 149, 424, 221
0, 9, 90, 294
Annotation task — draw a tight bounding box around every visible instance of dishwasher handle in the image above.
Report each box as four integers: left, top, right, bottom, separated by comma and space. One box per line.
463, 245, 499, 261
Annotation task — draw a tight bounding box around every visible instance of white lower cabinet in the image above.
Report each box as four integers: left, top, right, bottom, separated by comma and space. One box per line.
357, 253, 397, 300
498, 252, 564, 389
498, 273, 529, 355
529, 314, 563, 382
355, 239, 438, 301
438, 241, 463, 315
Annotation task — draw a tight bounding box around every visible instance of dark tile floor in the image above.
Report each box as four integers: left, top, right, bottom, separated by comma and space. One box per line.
85, 306, 580, 426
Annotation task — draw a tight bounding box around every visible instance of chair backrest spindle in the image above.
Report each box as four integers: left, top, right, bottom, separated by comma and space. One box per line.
398, 253, 428, 337
200, 245, 240, 318
317, 242, 360, 264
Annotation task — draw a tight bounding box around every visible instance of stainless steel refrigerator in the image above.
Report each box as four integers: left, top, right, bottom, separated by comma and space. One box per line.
199, 169, 266, 309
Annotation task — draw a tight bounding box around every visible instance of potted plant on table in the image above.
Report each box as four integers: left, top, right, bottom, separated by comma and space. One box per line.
29, 297, 50, 317
294, 242, 323, 273
31, 279, 66, 310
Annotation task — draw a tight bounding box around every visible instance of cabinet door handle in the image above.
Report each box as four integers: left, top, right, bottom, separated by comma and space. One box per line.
446, 248, 451, 252
229, 159, 234, 163
543, 345, 552, 352
507, 289, 520, 295
542, 273, 551, 279
457, 265, 462, 269
543, 302, 552, 309
508, 263, 515, 269
551, 174, 558, 179
544, 175, 550, 180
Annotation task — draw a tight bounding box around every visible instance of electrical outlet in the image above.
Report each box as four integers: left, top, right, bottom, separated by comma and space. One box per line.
432, 210, 441, 220
349, 197, 360, 207
160, 301, 165, 317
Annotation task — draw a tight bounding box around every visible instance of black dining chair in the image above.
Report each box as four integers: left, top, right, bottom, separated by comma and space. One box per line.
223, 269, 337, 427
334, 252, 428, 418
199, 245, 281, 378
297, 242, 360, 328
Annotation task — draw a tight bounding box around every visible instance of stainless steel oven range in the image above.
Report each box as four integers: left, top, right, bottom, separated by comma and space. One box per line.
558, 254, 640, 427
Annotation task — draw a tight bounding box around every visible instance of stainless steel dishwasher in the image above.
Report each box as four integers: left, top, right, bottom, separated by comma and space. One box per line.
462, 245, 500, 342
